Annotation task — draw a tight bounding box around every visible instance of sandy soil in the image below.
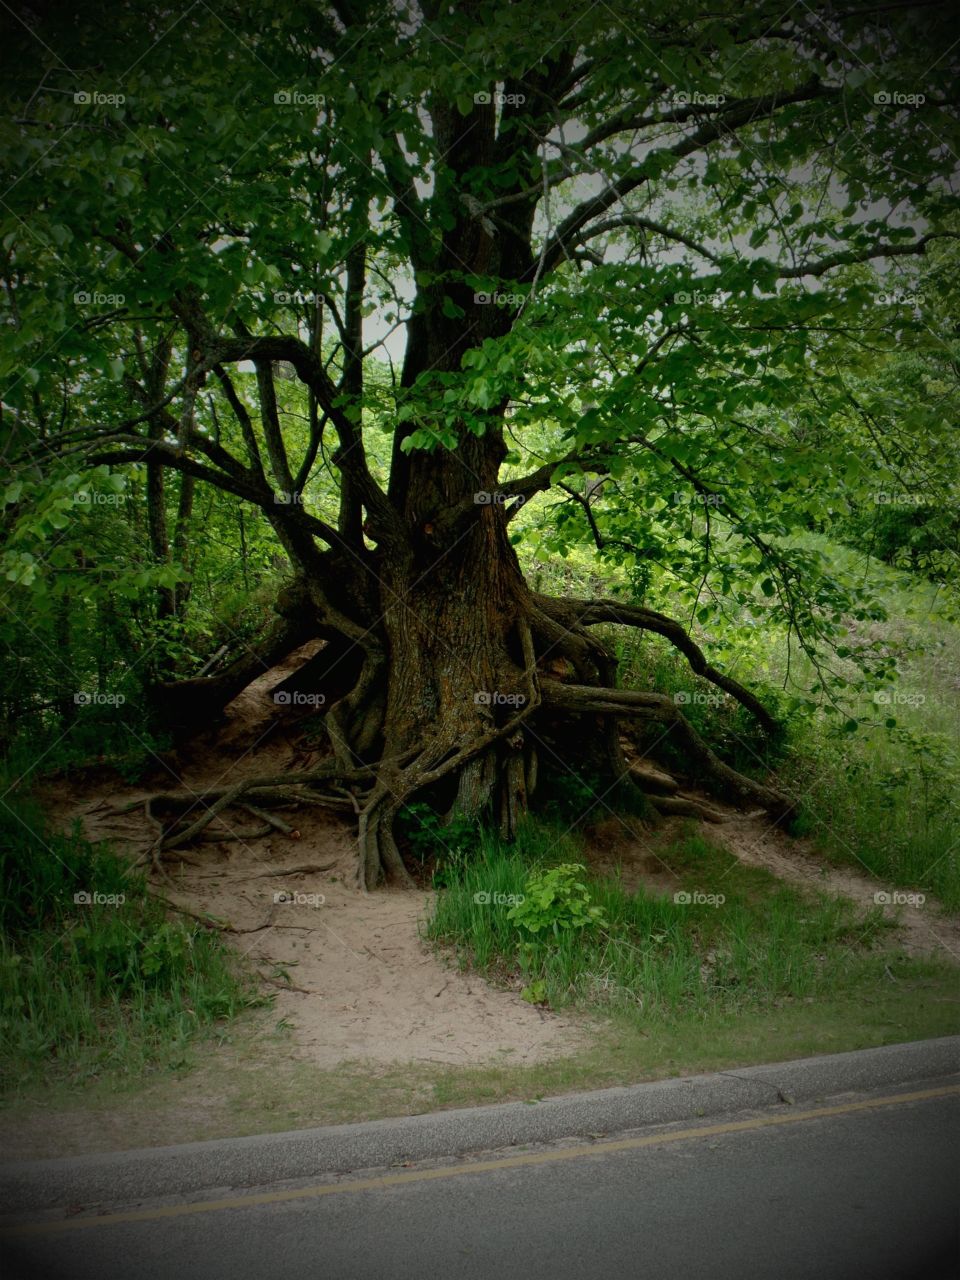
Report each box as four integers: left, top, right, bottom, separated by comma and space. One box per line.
580, 751, 960, 963
48, 645, 588, 1071
718, 812, 960, 961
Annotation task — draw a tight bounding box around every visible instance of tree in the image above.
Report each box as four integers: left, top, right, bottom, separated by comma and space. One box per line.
2, 0, 958, 886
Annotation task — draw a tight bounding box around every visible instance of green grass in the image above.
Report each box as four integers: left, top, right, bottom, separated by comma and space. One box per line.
775, 539, 960, 909
0, 786, 264, 1092
783, 721, 960, 910
425, 823, 899, 1022
581, 532, 960, 911
3, 959, 955, 1160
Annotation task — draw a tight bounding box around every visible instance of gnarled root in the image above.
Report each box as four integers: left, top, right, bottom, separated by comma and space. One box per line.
540, 678, 794, 820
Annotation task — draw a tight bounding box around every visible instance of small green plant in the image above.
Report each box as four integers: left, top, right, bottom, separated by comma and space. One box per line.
507, 863, 609, 937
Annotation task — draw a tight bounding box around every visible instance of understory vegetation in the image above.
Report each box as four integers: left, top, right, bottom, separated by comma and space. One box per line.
2, 521, 957, 1092
0, 1, 958, 1102
423, 538, 958, 1020
0, 785, 261, 1091
522, 538, 960, 909
424, 820, 953, 1022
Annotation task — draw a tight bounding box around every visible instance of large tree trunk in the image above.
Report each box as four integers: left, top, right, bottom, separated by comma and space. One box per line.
141, 315, 792, 889
350, 438, 539, 884
144, 395, 794, 889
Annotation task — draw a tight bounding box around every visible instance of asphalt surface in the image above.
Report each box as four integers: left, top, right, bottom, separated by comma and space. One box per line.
3, 1036, 957, 1214
2, 1078, 958, 1279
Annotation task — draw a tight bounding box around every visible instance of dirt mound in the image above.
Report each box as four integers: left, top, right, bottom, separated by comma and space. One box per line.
157, 834, 587, 1068
45, 657, 589, 1070
719, 813, 960, 961
580, 789, 960, 961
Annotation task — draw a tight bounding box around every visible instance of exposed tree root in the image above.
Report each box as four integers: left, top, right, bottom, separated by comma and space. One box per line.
352, 616, 543, 891
123, 762, 373, 875
132, 797, 171, 882
534, 593, 781, 737
147, 589, 319, 735
130, 590, 793, 889
628, 762, 679, 795
149, 897, 228, 929
188, 861, 337, 881
649, 794, 728, 823
241, 803, 300, 837
539, 678, 794, 820
258, 974, 316, 995
161, 782, 250, 851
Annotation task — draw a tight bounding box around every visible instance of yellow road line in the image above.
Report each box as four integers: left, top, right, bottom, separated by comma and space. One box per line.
5, 1083, 958, 1238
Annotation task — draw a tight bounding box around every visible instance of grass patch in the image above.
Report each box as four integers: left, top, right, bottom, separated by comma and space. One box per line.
1, 962, 955, 1160
782, 721, 960, 910
0, 786, 264, 1093
426, 823, 897, 1021
600, 532, 960, 912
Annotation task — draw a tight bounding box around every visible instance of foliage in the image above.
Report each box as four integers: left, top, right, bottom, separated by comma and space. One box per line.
507, 863, 609, 937
0, 787, 261, 1089
0, 1, 956, 730
398, 802, 484, 887
427, 827, 896, 1020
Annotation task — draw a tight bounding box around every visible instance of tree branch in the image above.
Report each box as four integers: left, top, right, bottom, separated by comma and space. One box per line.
540, 78, 838, 274
537, 594, 780, 735
777, 231, 957, 278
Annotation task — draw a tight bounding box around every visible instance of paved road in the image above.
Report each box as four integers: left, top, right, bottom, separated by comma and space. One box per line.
3, 1080, 957, 1279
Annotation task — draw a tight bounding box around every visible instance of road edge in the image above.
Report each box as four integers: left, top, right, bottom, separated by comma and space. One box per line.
2, 1036, 957, 1213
